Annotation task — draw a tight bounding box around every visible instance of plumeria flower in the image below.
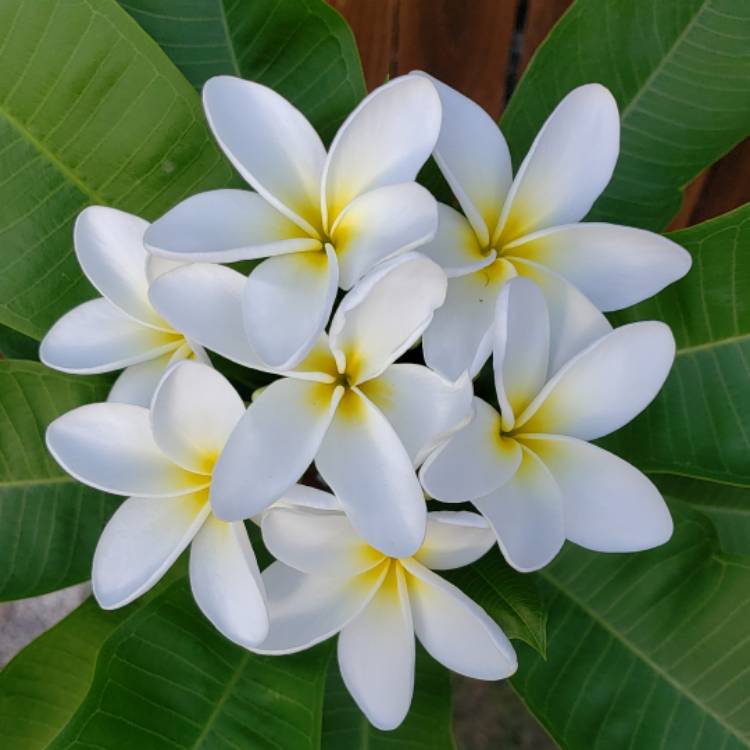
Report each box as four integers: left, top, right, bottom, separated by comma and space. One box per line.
40, 207, 207, 407
414, 73, 691, 380
143, 75, 441, 371
254, 495, 517, 730
150, 252, 472, 557
45, 360, 268, 647
420, 277, 675, 572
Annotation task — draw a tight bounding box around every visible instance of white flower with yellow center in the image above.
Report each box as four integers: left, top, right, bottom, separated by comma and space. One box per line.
254, 494, 517, 730
414, 73, 692, 380
45, 360, 268, 648
143, 75, 441, 371
40, 207, 206, 407
149, 252, 472, 558
420, 277, 675, 572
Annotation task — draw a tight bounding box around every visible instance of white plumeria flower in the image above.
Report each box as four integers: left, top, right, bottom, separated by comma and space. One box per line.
143, 75, 441, 371
414, 73, 692, 380
420, 277, 675, 572
254, 495, 517, 731
149, 252, 472, 557
45, 360, 268, 648
40, 207, 207, 407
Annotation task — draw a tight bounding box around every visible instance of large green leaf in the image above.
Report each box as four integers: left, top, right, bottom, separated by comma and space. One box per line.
443, 547, 547, 657
502, 0, 750, 230
512, 505, 750, 749
322, 646, 455, 750
0, 360, 118, 601
119, 0, 366, 142
0, 0, 236, 341
0, 572, 333, 750
601, 204, 750, 486
0, 324, 38, 359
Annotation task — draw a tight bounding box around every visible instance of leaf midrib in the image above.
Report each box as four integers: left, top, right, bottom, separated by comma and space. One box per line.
0, 475, 76, 489
540, 566, 750, 747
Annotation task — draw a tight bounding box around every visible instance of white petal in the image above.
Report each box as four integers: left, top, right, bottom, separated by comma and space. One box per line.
338, 564, 414, 731
331, 183, 438, 290
262, 506, 384, 576
148, 263, 270, 370
203, 76, 325, 235
474, 446, 564, 572
422, 259, 516, 380
272, 484, 341, 511
322, 75, 441, 229
518, 322, 675, 440
254, 561, 387, 654
144, 190, 321, 262
494, 84, 619, 245
316, 389, 426, 558
523, 435, 673, 551
189, 516, 269, 647
414, 511, 495, 570
46, 403, 208, 497
74, 206, 167, 329
512, 258, 612, 374
360, 364, 473, 466
493, 277, 550, 430
413, 72, 512, 246
92, 492, 210, 608
402, 558, 517, 679
420, 203, 496, 277
40, 299, 181, 374
419, 398, 522, 502
151, 360, 244, 474
108, 352, 176, 408
329, 253, 446, 384
506, 223, 692, 311
146, 254, 184, 283
242, 245, 338, 370
210, 378, 342, 520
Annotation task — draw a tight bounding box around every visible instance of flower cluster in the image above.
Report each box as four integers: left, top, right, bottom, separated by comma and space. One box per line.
41, 73, 690, 730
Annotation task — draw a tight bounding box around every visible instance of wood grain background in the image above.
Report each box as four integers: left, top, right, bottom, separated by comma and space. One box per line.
328, 0, 750, 231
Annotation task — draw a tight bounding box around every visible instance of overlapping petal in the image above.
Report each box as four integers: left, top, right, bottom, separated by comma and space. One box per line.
523, 435, 673, 552
203, 76, 325, 235
419, 398, 522, 502
189, 516, 269, 647
150, 361, 244, 474
507, 223, 692, 311
144, 189, 320, 262
413, 511, 495, 570
329, 253, 447, 384
92, 491, 210, 608
40, 299, 182, 374
494, 84, 619, 245
46, 403, 208, 497
331, 183, 438, 290
413, 72, 512, 246
316, 388, 427, 557
402, 558, 517, 679
338, 564, 414, 731
518, 322, 675, 440
321, 75, 441, 229
211, 378, 343, 521
242, 245, 338, 369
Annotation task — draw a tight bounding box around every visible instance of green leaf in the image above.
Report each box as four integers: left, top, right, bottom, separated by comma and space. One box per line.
0, 324, 38, 359
0, 0, 236, 341
0, 360, 119, 601
502, 0, 750, 230
656, 474, 750, 556
322, 646, 456, 749
512, 505, 750, 749
443, 548, 547, 657
0, 572, 333, 750
601, 204, 750, 486
118, 0, 366, 142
